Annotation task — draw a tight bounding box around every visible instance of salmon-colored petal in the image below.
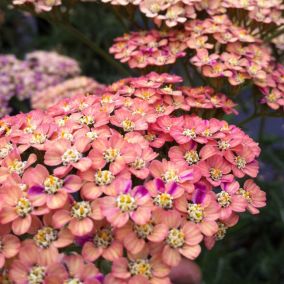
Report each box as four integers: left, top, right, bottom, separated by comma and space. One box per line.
68, 218, 93, 237
52, 210, 72, 228
12, 215, 32, 235
162, 245, 181, 267
179, 244, 201, 260
82, 242, 103, 262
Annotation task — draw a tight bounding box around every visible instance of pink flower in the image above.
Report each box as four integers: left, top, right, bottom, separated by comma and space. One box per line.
198, 155, 234, 186
238, 179, 266, 214
89, 131, 136, 175
52, 199, 103, 236
0, 186, 46, 235
225, 147, 259, 178
215, 181, 247, 220
9, 242, 67, 284
176, 183, 220, 237
101, 180, 152, 228
149, 159, 199, 193
82, 221, 123, 262
44, 139, 92, 177
0, 234, 21, 268
109, 250, 171, 284
63, 254, 103, 284
159, 213, 203, 267
26, 164, 82, 209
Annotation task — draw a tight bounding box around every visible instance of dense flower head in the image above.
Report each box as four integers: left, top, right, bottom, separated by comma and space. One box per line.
0, 72, 266, 282
32, 76, 105, 110
0, 51, 81, 117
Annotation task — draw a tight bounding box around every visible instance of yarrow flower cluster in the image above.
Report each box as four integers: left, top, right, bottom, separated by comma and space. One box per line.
110, 14, 284, 110
0, 72, 266, 283
32, 76, 106, 110
0, 51, 80, 117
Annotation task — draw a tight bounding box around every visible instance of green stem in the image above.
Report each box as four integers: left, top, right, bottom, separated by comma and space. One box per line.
61, 22, 130, 76
264, 27, 284, 42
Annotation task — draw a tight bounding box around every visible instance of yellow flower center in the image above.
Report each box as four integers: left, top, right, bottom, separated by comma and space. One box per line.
28, 265, 46, 284
103, 148, 120, 163
94, 227, 113, 248
134, 222, 154, 239
153, 193, 173, 209
94, 170, 114, 186
162, 170, 180, 183
235, 156, 246, 169
8, 159, 27, 175
216, 191, 232, 208
116, 194, 137, 213
183, 128, 196, 138
16, 197, 33, 217
167, 228, 185, 249
122, 119, 135, 132
62, 148, 82, 165
209, 168, 223, 181
34, 227, 58, 249
71, 201, 91, 219
131, 158, 146, 170
187, 203, 204, 223
44, 175, 63, 194
129, 259, 152, 279
184, 150, 199, 165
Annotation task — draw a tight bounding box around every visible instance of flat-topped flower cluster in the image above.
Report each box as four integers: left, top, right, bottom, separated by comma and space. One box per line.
0, 73, 266, 283
0, 51, 80, 117
110, 15, 284, 110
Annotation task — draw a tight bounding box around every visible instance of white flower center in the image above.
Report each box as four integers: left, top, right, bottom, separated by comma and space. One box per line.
8, 160, 27, 175
94, 170, 114, 186
131, 158, 146, 170
216, 191, 232, 208
183, 128, 196, 138
86, 131, 98, 140
34, 227, 58, 249
184, 150, 199, 165
153, 193, 173, 209
64, 279, 83, 284
61, 148, 82, 165
187, 203, 204, 223
80, 115, 94, 126
134, 222, 154, 239
166, 228, 185, 249
71, 201, 91, 219
116, 194, 137, 213
209, 168, 223, 181
103, 148, 120, 163
217, 140, 230, 150
28, 265, 46, 284
30, 133, 46, 144
44, 175, 63, 194
122, 119, 135, 132
0, 142, 13, 158
162, 170, 179, 183
235, 156, 246, 169
216, 222, 227, 240
128, 259, 152, 279
94, 227, 113, 248
16, 197, 33, 217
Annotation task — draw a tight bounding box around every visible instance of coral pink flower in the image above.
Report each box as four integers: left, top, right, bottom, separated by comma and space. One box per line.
128, 145, 158, 179
116, 219, 168, 255
110, 108, 148, 132
89, 131, 136, 175
109, 250, 171, 284
52, 199, 103, 236
80, 167, 130, 198
44, 139, 92, 177
159, 213, 203, 267
199, 155, 233, 186
214, 181, 247, 220
176, 183, 220, 237
0, 186, 46, 235
202, 62, 232, 78
149, 159, 199, 193
238, 179, 266, 214
82, 221, 123, 262
63, 254, 103, 284
26, 164, 82, 209
28, 213, 74, 264
0, 149, 37, 183
152, 116, 183, 134
191, 49, 219, 67
0, 234, 21, 268
9, 242, 67, 284
170, 115, 207, 144
204, 214, 239, 250
169, 141, 200, 167
146, 179, 184, 219
225, 147, 259, 178
101, 180, 152, 228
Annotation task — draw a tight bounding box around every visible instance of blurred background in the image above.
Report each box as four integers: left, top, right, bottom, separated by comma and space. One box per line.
1, 1, 284, 283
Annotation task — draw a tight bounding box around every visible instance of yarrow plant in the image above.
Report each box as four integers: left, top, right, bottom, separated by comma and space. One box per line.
0, 72, 266, 283
3, 0, 284, 282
